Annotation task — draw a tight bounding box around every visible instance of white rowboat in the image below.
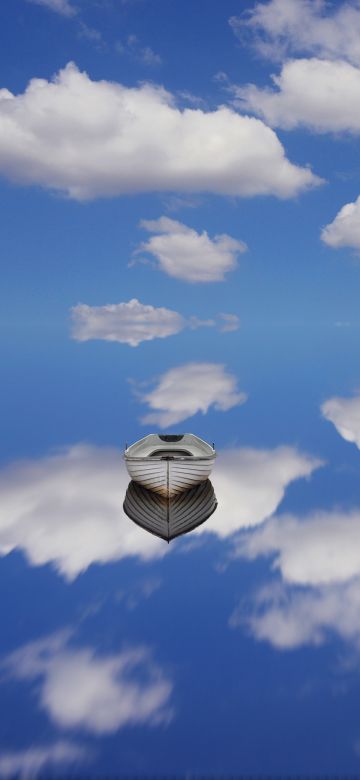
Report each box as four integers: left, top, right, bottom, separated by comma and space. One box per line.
124, 434, 216, 497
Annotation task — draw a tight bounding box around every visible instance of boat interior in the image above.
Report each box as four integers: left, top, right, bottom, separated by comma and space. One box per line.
125, 433, 215, 459
150, 450, 192, 458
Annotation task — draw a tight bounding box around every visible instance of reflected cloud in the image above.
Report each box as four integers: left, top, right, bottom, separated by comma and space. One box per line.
0, 442, 320, 579
0, 444, 165, 580
70, 299, 237, 347
3, 631, 173, 734
26, 0, 76, 17
115, 578, 162, 611
71, 299, 188, 347
199, 447, 322, 537
233, 509, 360, 585
0, 742, 88, 778
231, 507, 360, 649
136, 217, 246, 282
138, 362, 247, 427
218, 313, 240, 333
231, 578, 360, 651
322, 394, 360, 448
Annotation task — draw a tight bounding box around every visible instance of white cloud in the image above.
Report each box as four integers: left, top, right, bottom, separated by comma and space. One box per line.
138, 47, 162, 67
115, 578, 162, 611
0, 444, 166, 580
0, 62, 320, 200
162, 194, 202, 212
234, 57, 360, 133
4, 632, 172, 734
234, 509, 360, 585
230, 578, 360, 649
71, 299, 186, 347
230, 503, 360, 649
137, 217, 246, 282
0, 742, 87, 779
116, 35, 162, 67
199, 446, 322, 538
26, 0, 76, 17
70, 300, 237, 346
321, 393, 360, 448
230, 0, 360, 65
188, 315, 216, 330
321, 196, 360, 249
78, 22, 104, 46
218, 313, 240, 332
0, 440, 321, 578
139, 362, 247, 427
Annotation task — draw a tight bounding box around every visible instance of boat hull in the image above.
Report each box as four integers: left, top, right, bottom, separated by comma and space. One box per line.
125, 456, 215, 497
123, 478, 217, 542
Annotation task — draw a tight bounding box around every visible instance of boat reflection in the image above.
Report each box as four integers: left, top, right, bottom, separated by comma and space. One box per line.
123, 478, 217, 542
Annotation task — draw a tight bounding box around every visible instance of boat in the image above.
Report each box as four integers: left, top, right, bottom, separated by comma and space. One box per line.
123, 478, 217, 542
124, 433, 216, 497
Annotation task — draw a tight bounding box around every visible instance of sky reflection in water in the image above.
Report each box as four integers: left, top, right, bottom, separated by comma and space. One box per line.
1, 325, 360, 776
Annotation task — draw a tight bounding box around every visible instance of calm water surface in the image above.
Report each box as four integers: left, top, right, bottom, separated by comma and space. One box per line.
1, 324, 360, 776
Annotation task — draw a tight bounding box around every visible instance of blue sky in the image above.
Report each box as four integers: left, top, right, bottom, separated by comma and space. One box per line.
2, 0, 360, 776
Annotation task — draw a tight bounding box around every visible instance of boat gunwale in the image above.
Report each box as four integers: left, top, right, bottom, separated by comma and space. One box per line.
124, 453, 216, 462
124, 434, 216, 460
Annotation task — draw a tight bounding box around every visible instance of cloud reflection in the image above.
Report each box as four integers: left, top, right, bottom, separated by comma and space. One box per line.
199, 446, 322, 537
0, 742, 87, 779
3, 631, 173, 734
0, 442, 320, 579
136, 217, 246, 282
0, 444, 165, 580
233, 509, 360, 585
138, 362, 247, 426
71, 299, 216, 348
231, 578, 360, 650
231, 507, 360, 650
